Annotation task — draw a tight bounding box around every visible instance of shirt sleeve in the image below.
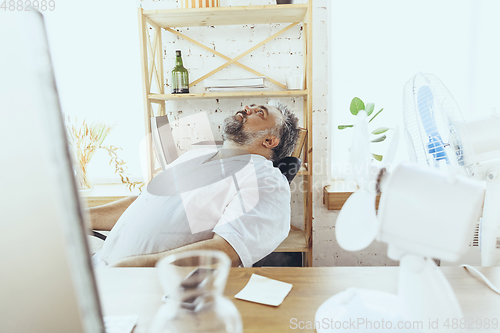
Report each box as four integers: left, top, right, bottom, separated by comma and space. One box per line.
212, 161, 291, 267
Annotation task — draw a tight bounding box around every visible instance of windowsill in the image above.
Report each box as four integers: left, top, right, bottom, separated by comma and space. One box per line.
323, 180, 380, 210
79, 183, 142, 207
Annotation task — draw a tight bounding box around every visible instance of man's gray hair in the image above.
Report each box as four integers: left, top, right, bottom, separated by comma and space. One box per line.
267, 100, 300, 163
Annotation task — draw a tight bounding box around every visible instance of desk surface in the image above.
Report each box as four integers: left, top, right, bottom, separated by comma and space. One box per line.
96, 267, 500, 333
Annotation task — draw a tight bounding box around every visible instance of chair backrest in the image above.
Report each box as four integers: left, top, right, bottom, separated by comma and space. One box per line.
151, 115, 179, 170
291, 128, 307, 158
275, 157, 302, 184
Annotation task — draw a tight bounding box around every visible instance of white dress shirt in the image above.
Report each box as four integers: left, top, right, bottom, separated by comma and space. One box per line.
93, 148, 291, 267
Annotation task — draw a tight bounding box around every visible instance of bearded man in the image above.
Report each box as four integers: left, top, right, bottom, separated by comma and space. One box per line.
90, 100, 300, 267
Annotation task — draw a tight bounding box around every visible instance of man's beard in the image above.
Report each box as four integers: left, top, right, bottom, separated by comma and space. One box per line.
222, 114, 253, 146
222, 113, 266, 146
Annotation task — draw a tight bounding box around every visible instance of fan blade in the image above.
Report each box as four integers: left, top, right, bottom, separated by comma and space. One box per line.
417, 83, 448, 164
351, 111, 371, 190
383, 125, 400, 168
335, 190, 379, 251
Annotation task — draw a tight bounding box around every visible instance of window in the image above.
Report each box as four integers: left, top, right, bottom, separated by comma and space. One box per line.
44, 1, 144, 183
328, 0, 500, 179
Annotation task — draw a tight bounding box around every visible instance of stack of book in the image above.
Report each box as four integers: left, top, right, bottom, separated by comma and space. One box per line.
204, 77, 268, 92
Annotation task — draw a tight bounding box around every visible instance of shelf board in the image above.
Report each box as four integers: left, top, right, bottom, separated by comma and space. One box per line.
149, 90, 308, 101
275, 229, 308, 252
143, 4, 308, 28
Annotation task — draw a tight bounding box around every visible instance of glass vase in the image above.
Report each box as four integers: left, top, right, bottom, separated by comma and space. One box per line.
76, 161, 92, 191
150, 250, 243, 333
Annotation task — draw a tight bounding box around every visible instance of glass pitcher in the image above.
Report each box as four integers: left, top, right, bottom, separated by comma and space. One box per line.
150, 250, 243, 333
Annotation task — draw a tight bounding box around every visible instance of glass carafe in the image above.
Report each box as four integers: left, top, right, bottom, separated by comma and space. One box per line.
150, 250, 243, 333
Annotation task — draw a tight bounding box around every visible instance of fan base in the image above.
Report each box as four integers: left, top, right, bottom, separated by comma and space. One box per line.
315, 288, 422, 333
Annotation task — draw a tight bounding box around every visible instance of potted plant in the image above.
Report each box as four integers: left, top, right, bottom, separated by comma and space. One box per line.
338, 97, 389, 161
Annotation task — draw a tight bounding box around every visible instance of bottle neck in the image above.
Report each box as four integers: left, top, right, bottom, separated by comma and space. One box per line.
175, 56, 184, 67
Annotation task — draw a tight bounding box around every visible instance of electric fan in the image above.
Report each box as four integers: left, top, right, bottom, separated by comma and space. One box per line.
403, 72, 500, 267
316, 109, 485, 332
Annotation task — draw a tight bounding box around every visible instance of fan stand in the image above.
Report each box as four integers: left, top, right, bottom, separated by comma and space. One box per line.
397, 254, 463, 327
315, 254, 463, 333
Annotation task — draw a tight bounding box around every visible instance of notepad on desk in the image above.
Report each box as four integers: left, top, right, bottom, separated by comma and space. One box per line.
234, 274, 293, 307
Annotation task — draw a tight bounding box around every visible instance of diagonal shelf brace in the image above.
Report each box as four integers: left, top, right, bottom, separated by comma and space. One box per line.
186, 22, 299, 88
165, 28, 286, 90
145, 17, 159, 30
147, 29, 163, 94
147, 28, 157, 84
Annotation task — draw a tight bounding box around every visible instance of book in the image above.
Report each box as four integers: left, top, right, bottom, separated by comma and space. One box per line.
204, 77, 266, 88
206, 87, 269, 92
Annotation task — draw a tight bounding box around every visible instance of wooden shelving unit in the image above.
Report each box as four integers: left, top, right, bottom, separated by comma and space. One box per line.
138, 1, 313, 266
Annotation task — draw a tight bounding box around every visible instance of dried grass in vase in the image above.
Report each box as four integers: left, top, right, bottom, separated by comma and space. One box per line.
66, 116, 144, 192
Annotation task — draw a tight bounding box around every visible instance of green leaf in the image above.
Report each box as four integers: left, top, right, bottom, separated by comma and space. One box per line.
365, 103, 375, 116
350, 97, 365, 115
369, 108, 384, 123
372, 153, 383, 161
372, 127, 390, 135
371, 135, 387, 143
338, 125, 354, 130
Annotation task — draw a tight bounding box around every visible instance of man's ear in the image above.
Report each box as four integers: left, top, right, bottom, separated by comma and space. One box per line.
263, 135, 280, 149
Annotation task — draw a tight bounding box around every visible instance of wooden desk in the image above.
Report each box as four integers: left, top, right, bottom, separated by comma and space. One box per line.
96, 267, 500, 333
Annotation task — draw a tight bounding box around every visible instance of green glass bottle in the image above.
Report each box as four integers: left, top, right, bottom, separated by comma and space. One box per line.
171, 50, 189, 94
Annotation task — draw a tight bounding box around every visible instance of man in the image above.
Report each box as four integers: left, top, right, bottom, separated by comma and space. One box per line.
91, 100, 300, 267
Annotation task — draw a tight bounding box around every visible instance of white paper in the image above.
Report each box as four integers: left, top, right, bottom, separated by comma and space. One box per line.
234, 274, 292, 306
104, 315, 138, 333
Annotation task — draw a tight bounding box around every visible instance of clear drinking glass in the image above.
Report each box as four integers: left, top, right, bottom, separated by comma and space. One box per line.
150, 250, 243, 333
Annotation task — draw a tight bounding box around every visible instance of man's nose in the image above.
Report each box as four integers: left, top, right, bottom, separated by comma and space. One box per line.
243, 106, 253, 115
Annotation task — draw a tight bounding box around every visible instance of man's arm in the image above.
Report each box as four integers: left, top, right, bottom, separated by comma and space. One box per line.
109, 234, 241, 267
88, 196, 137, 231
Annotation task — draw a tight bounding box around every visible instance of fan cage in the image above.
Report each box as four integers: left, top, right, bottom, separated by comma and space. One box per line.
402, 73, 476, 177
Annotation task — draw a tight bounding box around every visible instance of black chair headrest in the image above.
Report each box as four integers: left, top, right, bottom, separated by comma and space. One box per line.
274, 157, 302, 184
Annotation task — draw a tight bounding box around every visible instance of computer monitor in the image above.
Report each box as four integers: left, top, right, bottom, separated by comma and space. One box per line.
0, 10, 104, 333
